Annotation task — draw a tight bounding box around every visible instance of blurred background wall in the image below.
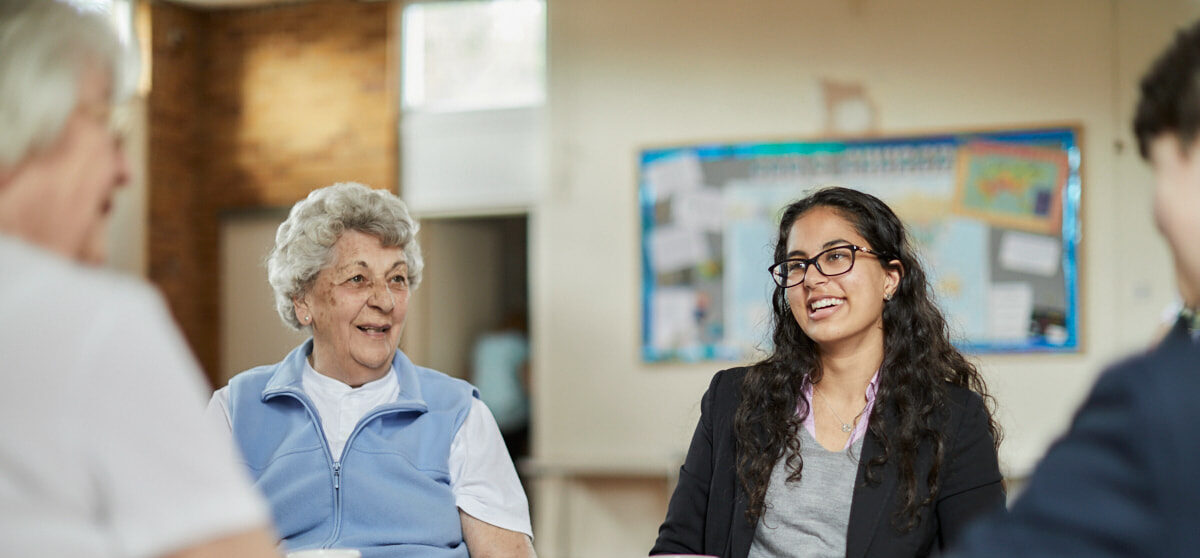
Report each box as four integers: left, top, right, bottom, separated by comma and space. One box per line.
99, 1, 1200, 556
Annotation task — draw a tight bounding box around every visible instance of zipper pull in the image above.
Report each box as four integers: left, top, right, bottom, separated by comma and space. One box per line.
333, 462, 341, 490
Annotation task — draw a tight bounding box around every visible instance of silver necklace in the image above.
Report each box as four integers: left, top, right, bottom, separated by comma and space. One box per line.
814, 386, 860, 433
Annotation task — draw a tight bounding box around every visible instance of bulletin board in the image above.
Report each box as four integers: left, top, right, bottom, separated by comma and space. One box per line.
639, 126, 1082, 362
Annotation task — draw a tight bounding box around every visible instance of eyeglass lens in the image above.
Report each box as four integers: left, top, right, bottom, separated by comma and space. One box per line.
775, 246, 856, 287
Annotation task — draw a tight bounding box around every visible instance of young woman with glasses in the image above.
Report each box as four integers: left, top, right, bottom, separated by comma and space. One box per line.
652, 186, 1004, 558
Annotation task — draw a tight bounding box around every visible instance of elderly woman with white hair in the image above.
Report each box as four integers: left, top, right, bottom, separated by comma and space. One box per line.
206, 182, 534, 558
0, 1, 279, 557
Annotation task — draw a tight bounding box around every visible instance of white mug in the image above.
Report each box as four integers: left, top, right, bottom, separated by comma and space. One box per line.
285, 550, 362, 558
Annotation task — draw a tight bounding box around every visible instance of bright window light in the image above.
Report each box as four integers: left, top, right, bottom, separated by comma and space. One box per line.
66, 0, 111, 12
402, 0, 546, 112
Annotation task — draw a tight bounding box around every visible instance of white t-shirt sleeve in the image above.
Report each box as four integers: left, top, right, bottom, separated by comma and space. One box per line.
205, 386, 234, 437
449, 398, 533, 538
74, 287, 270, 558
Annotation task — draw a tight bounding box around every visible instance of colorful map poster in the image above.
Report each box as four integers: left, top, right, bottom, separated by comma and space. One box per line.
639, 127, 1082, 362
953, 142, 1068, 234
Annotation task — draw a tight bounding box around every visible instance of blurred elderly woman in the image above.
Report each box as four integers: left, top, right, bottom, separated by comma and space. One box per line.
0, 1, 279, 557
206, 182, 534, 558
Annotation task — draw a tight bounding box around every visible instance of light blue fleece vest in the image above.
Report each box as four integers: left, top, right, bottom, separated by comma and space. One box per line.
227, 340, 476, 558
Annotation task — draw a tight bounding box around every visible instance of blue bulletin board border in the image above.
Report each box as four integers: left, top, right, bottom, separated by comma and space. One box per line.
640, 126, 1082, 362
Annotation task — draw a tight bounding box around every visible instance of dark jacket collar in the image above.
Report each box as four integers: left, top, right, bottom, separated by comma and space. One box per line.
844, 430, 897, 558
1169, 312, 1200, 344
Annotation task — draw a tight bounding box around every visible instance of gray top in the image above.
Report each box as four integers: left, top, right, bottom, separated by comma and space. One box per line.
747, 427, 864, 558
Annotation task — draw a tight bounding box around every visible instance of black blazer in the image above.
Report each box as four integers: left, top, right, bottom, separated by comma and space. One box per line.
651, 367, 1005, 558
949, 321, 1200, 558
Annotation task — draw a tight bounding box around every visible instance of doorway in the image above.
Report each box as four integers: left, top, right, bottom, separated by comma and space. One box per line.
402, 214, 531, 459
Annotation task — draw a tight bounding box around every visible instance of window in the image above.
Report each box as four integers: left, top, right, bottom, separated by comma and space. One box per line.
399, 0, 547, 215
402, 0, 545, 112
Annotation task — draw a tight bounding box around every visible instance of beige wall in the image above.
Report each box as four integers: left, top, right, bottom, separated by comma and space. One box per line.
406, 218, 508, 380
146, 0, 394, 386
107, 97, 148, 277
101, 1, 1200, 556
532, 1, 1200, 556
1112, 1, 1200, 340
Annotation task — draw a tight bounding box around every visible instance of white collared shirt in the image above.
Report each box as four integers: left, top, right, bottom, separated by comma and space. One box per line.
300, 361, 398, 461
206, 360, 532, 538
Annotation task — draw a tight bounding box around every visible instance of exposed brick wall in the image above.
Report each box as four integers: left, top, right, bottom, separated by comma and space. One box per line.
148, 1, 213, 379
202, 0, 396, 208
148, 0, 396, 386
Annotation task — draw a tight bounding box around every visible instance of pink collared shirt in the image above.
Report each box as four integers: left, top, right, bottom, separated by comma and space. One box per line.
802, 370, 881, 451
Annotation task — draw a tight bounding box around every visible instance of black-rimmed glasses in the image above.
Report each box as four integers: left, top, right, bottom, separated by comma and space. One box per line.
768, 245, 891, 288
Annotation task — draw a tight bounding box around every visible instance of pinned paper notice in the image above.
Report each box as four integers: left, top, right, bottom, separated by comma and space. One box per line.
651, 287, 699, 350
988, 282, 1033, 341
645, 153, 703, 201
674, 188, 725, 232
999, 231, 1060, 277
651, 225, 708, 274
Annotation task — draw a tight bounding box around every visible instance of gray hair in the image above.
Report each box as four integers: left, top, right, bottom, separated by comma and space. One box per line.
0, 0, 126, 168
268, 182, 424, 331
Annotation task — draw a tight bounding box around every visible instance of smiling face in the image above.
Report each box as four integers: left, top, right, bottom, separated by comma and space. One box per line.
294, 230, 411, 385
784, 206, 901, 354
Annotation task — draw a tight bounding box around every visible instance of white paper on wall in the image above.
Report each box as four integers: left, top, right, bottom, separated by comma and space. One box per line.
650, 225, 708, 274
673, 188, 725, 232
645, 152, 703, 201
651, 287, 699, 350
999, 230, 1060, 277
988, 282, 1034, 341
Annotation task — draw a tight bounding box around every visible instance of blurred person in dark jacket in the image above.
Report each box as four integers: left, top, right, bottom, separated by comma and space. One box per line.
949, 19, 1200, 558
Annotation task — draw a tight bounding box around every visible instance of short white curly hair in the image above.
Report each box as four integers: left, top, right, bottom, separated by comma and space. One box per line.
267, 182, 424, 331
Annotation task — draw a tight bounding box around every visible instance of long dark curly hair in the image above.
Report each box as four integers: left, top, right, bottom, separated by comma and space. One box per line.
733, 186, 1001, 530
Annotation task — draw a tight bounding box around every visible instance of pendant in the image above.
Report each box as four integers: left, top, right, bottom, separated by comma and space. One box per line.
841, 423, 853, 433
